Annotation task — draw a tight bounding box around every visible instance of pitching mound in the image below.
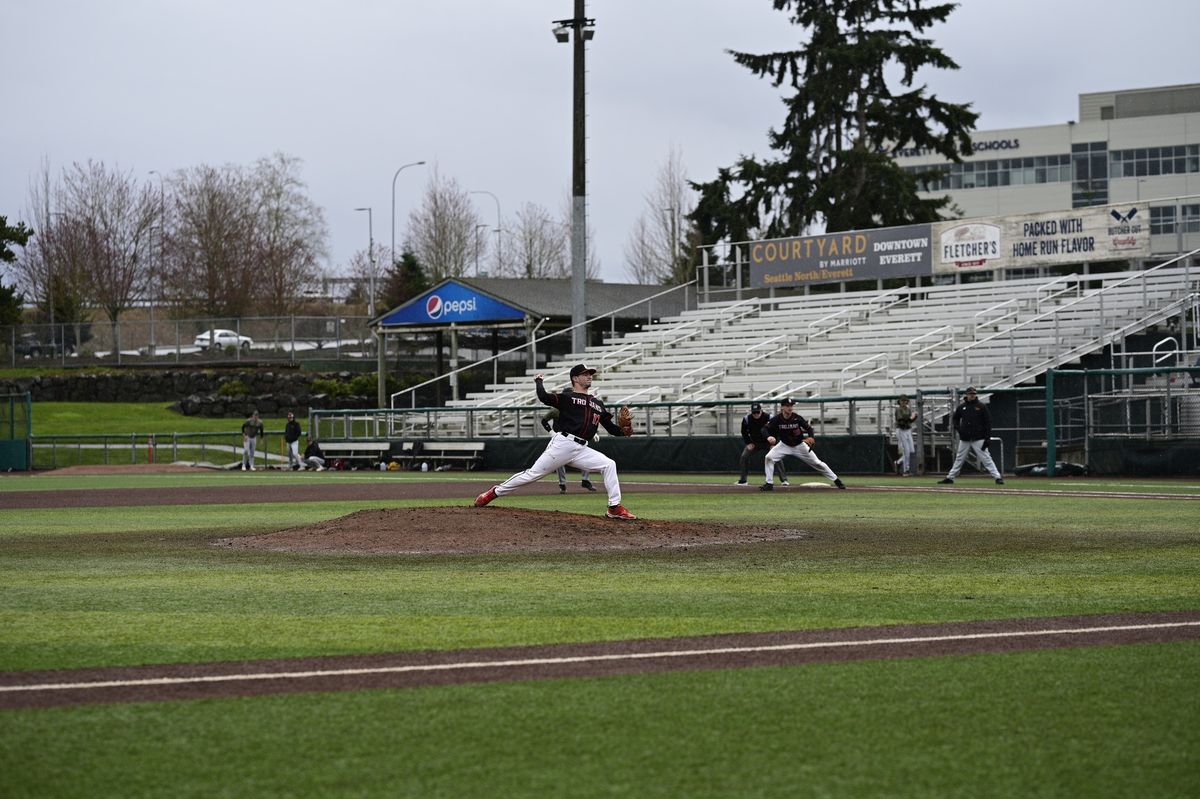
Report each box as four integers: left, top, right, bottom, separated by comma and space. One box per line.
217, 506, 814, 554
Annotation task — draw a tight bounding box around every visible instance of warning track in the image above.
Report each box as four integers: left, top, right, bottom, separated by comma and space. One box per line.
2, 611, 1197, 710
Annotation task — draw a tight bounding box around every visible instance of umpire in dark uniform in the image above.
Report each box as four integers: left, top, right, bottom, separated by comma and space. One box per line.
736, 402, 787, 486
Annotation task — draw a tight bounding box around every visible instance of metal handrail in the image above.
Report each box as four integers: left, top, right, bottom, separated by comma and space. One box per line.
894, 250, 1200, 385
389, 279, 697, 407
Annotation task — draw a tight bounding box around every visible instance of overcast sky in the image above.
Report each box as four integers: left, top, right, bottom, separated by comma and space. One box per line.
2, 0, 1196, 284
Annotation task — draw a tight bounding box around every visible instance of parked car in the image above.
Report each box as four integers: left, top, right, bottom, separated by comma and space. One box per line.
13, 332, 70, 358
193, 329, 253, 351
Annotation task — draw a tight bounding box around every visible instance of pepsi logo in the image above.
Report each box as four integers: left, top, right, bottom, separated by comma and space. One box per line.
426, 295, 443, 319
424, 294, 477, 320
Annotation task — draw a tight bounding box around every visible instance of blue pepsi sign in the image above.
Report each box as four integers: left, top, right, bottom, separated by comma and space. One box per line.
378, 281, 528, 326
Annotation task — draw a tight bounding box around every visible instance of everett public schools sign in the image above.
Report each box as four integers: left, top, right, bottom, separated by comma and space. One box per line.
750, 224, 932, 288
932, 205, 1150, 274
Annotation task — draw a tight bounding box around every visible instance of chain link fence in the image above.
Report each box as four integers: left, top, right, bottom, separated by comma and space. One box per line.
2, 316, 375, 367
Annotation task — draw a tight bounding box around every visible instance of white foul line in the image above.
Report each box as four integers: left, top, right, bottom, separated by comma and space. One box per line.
4, 621, 1198, 695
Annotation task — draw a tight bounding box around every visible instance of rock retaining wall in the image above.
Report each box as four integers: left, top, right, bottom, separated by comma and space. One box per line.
0, 371, 375, 416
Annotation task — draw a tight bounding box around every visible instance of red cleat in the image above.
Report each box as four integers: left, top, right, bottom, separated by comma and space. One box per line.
605, 504, 637, 521
474, 487, 498, 507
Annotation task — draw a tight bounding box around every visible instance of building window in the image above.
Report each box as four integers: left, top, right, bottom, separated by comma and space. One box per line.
1110, 144, 1200, 179
1072, 142, 1108, 208
1182, 204, 1200, 233
1150, 206, 1176, 235
905, 154, 1071, 192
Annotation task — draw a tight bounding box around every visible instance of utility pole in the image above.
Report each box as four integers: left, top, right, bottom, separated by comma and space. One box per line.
553, 1, 595, 353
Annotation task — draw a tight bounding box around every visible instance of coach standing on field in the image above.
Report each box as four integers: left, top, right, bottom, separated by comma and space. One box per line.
474, 364, 638, 520
938, 387, 1004, 485
736, 402, 787, 486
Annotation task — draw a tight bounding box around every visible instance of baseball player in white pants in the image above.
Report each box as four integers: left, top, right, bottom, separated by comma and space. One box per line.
492, 432, 621, 508
894, 395, 917, 476
765, 439, 839, 483
760, 397, 845, 490
475, 364, 637, 520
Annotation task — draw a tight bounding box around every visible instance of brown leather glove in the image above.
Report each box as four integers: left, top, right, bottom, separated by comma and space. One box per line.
616, 405, 634, 436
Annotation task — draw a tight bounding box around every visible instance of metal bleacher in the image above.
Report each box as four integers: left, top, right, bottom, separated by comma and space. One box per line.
415, 254, 1199, 439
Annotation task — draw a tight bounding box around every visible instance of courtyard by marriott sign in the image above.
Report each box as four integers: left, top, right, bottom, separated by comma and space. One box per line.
750, 225, 932, 288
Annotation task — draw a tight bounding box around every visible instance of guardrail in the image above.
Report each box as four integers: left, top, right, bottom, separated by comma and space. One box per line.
28, 431, 301, 470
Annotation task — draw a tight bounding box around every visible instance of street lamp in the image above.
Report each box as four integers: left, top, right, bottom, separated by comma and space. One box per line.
552, 2, 596, 352
663, 206, 679, 272
390, 160, 426, 268
148, 170, 166, 356
474, 224, 489, 277
469, 190, 502, 274
353, 207, 375, 318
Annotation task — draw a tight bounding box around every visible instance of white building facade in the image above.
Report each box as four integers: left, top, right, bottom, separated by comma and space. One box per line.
894, 83, 1200, 262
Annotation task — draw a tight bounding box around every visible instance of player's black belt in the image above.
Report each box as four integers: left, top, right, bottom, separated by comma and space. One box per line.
560, 432, 589, 446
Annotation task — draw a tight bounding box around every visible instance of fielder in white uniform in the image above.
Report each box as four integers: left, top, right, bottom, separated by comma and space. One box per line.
893, 394, 917, 476
761, 398, 845, 490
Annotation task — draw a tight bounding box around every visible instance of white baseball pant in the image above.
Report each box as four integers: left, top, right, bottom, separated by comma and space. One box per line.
495, 433, 621, 506
895, 427, 915, 474
765, 440, 837, 483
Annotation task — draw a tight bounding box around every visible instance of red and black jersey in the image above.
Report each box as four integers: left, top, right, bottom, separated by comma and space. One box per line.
536, 378, 624, 438
764, 411, 814, 447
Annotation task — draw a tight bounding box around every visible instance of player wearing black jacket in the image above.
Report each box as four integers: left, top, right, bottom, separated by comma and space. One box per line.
475, 364, 637, 519
736, 402, 787, 486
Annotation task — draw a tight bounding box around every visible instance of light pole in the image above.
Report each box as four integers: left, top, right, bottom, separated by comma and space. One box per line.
663, 206, 679, 275
354, 207, 375, 318
148, 170, 166, 355
469, 190, 502, 274
474, 223, 489, 277
390, 160, 426, 268
553, 2, 595, 352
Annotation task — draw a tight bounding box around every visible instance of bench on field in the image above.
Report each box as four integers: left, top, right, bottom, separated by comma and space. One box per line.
400, 440, 485, 471
317, 440, 391, 467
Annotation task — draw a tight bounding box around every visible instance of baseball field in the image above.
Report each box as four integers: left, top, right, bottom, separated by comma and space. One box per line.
1, 466, 1198, 797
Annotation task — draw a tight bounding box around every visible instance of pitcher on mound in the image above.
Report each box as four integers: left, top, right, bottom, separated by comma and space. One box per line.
474, 364, 637, 520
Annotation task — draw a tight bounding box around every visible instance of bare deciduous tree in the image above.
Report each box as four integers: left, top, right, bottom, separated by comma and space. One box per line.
252, 153, 328, 317
57, 161, 160, 342
624, 146, 696, 284
17, 160, 94, 332
498, 202, 568, 279
404, 169, 484, 281
162, 164, 258, 318
346, 243, 395, 311
556, 194, 602, 280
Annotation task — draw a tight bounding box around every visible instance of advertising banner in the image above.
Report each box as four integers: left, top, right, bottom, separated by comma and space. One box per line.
749, 224, 932, 288
378, 281, 528, 326
932, 204, 1150, 274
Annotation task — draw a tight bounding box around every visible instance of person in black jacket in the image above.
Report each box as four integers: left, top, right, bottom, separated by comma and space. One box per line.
283, 411, 303, 470
938, 387, 1004, 485
735, 402, 787, 486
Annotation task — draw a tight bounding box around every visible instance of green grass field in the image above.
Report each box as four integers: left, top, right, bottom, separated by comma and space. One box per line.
1, 469, 1198, 797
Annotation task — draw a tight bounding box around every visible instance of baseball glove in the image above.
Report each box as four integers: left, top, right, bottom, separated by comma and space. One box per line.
616, 405, 634, 436
803, 436, 816, 448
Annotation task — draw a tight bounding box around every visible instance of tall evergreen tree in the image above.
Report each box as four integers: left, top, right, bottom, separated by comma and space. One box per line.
0, 216, 32, 326
690, 0, 977, 246
380, 250, 430, 311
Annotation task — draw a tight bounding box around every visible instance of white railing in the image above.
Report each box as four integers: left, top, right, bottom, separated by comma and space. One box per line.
839, 353, 889, 393
894, 249, 1200, 389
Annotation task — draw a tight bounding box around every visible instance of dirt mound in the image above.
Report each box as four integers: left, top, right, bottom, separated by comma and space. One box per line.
217, 506, 814, 554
